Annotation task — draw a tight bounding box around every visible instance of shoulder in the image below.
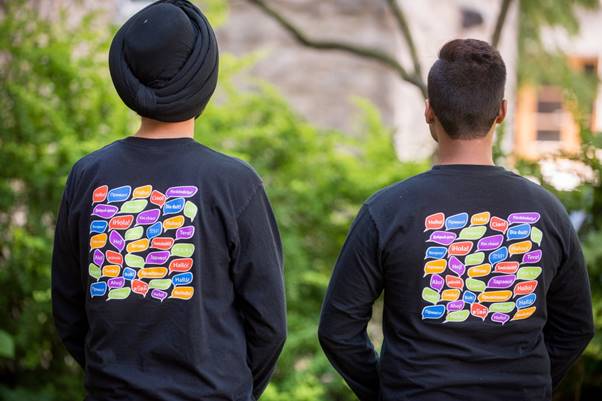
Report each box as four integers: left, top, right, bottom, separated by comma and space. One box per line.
196, 144, 263, 186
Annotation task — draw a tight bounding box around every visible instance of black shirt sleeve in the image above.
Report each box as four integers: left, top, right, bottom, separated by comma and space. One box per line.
544, 210, 595, 389
231, 184, 287, 399
318, 205, 383, 401
51, 169, 88, 368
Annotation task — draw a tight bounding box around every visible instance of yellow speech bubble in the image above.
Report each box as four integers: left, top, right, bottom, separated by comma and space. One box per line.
441, 289, 461, 301
102, 264, 120, 277
467, 263, 492, 278
423, 259, 447, 276
171, 286, 194, 300
477, 290, 512, 303
137, 267, 168, 279
133, 185, 153, 199
90, 233, 107, 249
508, 240, 532, 255
127, 238, 150, 253
470, 211, 490, 226
163, 215, 185, 231
512, 306, 536, 321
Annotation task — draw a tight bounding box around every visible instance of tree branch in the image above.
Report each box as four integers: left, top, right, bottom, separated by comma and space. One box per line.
491, 0, 514, 48
384, 0, 423, 81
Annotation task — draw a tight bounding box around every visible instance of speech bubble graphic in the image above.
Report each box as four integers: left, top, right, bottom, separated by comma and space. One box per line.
522, 249, 542, 264
445, 212, 469, 230
463, 290, 477, 304
120, 199, 148, 214
150, 190, 166, 207
149, 279, 172, 290
170, 286, 195, 300
489, 302, 515, 314
184, 201, 198, 221
466, 278, 486, 293
171, 243, 195, 258
176, 225, 195, 240
516, 293, 536, 309
92, 185, 108, 203
90, 220, 108, 234
133, 185, 152, 199
136, 209, 161, 225
163, 215, 185, 231
151, 289, 168, 302
123, 267, 136, 281
425, 246, 447, 259
491, 312, 510, 325
531, 227, 543, 246
487, 274, 516, 289
164, 198, 185, 215
145, 251, 170, 265
428, 231, 457, 246
146, 222, 163, 240
109, 230, 125, 252
102, 265, 120, 278
494, 261, 519, 274
422, 287, 440, 304
441, 289, 461, 301
92, 204, 118, 219
459, 226, 487, 240
124, 226, 144, 241
508, 212, 540, 225
107, 185, 132, 203
90, 281, 107, 297
444, 309, 470, 323
93, 249, 105, 266
477, 234, 504, 251
478, 290, 512, 303
131, 279, 149, 296
105, 250, 123, 266
429, 274, 444, 292
151, 237, 175, 250
470, 303, 488, 320
488, 246, 508, 265
423, 259, 447, 276
124, 253, 145, 268
138, 267, 168, 279
513, 280, 538, 297
508, 240, 532, 256
445, 275, 464, 289
448, 241, 474, 256
424, 212, 445, 231
446, 300, 465, 312
126, 238, 150, 253
467, 263, 492, 278
109, 215, 134, 231
464, 252, 485, 266
448, 256, 465, 276
166, 186, 198, 198
90, 233, 107, 249
470, 211, 491, 226
507, 223, 531, 241
89, 263, 101, 280
490, 216, 509, 233
512, 306, 536, 321
421, 305, 445, 319
107, 287, 131, 300
107, 277, 125, 289
517, 266, 542, 281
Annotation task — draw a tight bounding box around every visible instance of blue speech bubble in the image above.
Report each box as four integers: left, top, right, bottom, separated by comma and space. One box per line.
90, 281, 107, 297
488, 246, 508, 264
90, 220, 108, 234
163, 197, 185, 215
107, 185, 132, 203
172, 272, 193, 286
146, 222, 163, 239
507, 223, 531, 241
462, 290, 477, 304
123, 267, 136, 281
425, 246, 447, 259
421, 305, 445, 320
445, 212, 469, 230
516, 293, 536, 309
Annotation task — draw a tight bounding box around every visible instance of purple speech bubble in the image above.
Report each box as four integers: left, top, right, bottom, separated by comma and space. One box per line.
165, 186, 198, 198
428, 231, 457, 246
93, 249, 105, 266
175, 226, 195, 240
151, 289, 168, 302
447, 300, 465, 312
92, 204, 118, 219
522, 249, 542, 264
145, 251, 170, 265
107, 277, 125, 289
109, 230, 125, 252
487, 274, 516, 289
491, 312, 510, 325
477, 234, 504, 251
448, 256, 466, 276
136, 209, 161, 225
507, 212, 540, 225
430, 274, 444, 292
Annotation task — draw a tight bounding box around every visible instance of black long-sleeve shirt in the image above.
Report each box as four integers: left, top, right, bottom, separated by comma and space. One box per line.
319, 164, 594, 401
52, 136, 286, 401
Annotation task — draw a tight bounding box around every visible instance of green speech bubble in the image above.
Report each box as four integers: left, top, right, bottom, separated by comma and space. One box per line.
125, 226, 144, 241
88, 263, 101, 280
459, 226, 487, 240
184, 201, 198, 221
125, 253, 145, 268
466, 278, 486, 292
445, 309, 470, 323
171, 243, 195, 258
422, 287, 440, 304
149, 279, 172, 290
531, 227, 543, 246
465, 252, 485, 266
120, 199, 148, 214
107, 287, 131, 300
488, 302, 516, 313
517, 266, 542, 281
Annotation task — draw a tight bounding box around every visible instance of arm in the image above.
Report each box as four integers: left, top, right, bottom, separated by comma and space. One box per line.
51, 170, 88, 368
318, 206, 382, 401
231, 185, 286, 399
544, 213, 595, 389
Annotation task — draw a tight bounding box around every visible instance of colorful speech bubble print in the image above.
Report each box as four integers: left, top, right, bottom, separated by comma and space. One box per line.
126, 238, 150, 253
428, 231, 457, 246
494, 261, 519, 274
151, 237, 175, 250
171, 243, 195, 258
123, 267, 136, 281
93, 185, 108, 203
463, 290, 477, 304
175, 225, 195, 240
429, 274, 444, 292
488, 302, 515, 314
136, 208, 161, 225
107, 277, 125, 289
470, 211, 491, 226
107, 185, 132, 203
166, 186, 198, 198
124, 226, 144, 241
467, 263, 492, 278
425, 246, 447, 259
145, 251, 170, 265
516, 293, 536, 309
169, 258, 193, 274
491, 312, 510, 325
138, 267, 168, 279
90, 233, 107, 249
92, 204, 118, 219
445, 275, 464, 289
459, 226, 487, 240
444, 309, 470, 323
507, 212, 540, 225
507, 223, 531, 241
120, 199, 148, 214
109, 230, 125, 252
477, 290, 512, 303
488, 246, 508, 265
131, 279, 149, 296
93, 249, 104, 266
132, 185, 152, 199
90, 282, 107, 297
448, 256, 465, 276
149, 279, 172, 290
163, 215, 185, 231
422, 305, 445, 319
448, 241, 474, 256
477, 234, 504, 251
470, 303, 488, 320
90, 220, 108, 234
512, 306, 536, 321
424, 259, 447, 276
508, 240, 532, 256
424, 212, 445, 231
441, 289, 461, 301
164, 198, 185, 215
445, 212, 469, 230
490, 216, 509, 233
88, 263, 101, 280
151, 289, 168, 302
516, 266, 542, 281
422, 287, 441, 304
466, 278, 486, 293
170, 286, 194, 300
105, 250, 123, 265
464, 252, 485, 266
102, 265, 120, 278
107, 287, 132, 300
487, 274, 516, 289
531, 227, 543, 246
446, 300, 465, 312
522, 249, 542, 264
184, 201, 198, 221
146, 222, 163, 239
109, 215, 134, 231
124, 253, 145, 268
513, 280, 538, 297
150, 190, 166, 207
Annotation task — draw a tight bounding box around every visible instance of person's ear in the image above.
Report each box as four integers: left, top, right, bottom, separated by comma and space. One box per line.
496, 99, 507, 124
425, 99, 436, 124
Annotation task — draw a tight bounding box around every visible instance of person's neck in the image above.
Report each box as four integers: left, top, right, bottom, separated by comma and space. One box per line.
134, 117, 195, 139
436, 134, 494, 166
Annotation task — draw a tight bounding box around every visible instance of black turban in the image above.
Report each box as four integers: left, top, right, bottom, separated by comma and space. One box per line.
109, 0, 219, 122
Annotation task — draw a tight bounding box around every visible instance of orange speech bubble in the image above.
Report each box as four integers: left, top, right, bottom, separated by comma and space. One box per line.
126, 238, 150, 253
102, 264, 120, 278
138, 267, 168, 279
150, 190, 166, 207
105, 250, 123, 265
471, 212, 490, 226
513, 280, 538, 297
490, 216, 508, 233
151, 237, 175, 250
445, 275, 464, 289
424, 212, 445, 231
470, 303, 489, 320
169, 258, 193, 273
494, 261, 519, 274
512, 306, 536, 321
508, 240, 532, 255
171, 286, 194, 300
468, 263, 492, 278
448, 241, 474, 256
477, 290, 512, 303
90, 233, 107, 249
133, 185, 152, 199
441, 289, 461, 301
109, 215, 134, 230
131, 279, 149, 296
93, 185, 108, 203
163, 215, 185, 231
424, 259, 447, 276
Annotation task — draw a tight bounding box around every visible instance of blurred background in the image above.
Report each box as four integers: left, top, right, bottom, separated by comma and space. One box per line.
1, 0, 601, 400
